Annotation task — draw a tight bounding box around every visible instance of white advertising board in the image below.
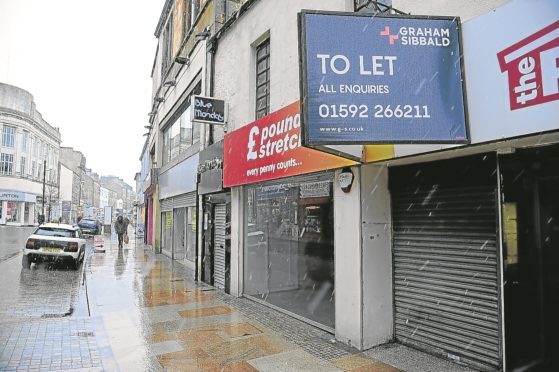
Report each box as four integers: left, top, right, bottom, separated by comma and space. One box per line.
103, 206, 112, 225
462, 0, 559, 143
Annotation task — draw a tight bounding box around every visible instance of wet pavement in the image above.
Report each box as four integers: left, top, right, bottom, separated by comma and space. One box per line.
0, 227, 476, 371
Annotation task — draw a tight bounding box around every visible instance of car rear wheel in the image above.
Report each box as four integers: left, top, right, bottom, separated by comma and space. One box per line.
22, 255, 30, 269
69, 258, 80, 270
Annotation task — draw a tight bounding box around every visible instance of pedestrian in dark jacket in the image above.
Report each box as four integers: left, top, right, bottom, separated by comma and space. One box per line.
114, 215, 127, 248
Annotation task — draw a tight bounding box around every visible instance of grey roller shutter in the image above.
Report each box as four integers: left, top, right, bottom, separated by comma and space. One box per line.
173, 192, 196, 208
160, 198, 173, 212
392, 185, 500, 371
214, 204, 226, 290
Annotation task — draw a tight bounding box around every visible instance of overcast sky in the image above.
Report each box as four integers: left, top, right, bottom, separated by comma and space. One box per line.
0, 0, 166, 188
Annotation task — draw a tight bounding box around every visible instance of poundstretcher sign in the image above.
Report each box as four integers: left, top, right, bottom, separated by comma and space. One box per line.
299, 11, 469, 145
223, 101, 356, 187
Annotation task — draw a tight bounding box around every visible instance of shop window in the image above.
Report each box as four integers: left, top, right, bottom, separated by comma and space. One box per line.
255, 39, 270, 119
162, 211, 174, 256
2, 125, 15, 147
0, 153, 14, 175
6, 201, 18, 222
186, 207, 196, 261
244, 175, 335, 328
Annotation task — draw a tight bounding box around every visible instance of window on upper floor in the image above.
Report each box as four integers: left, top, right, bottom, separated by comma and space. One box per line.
19, 157, 25, 176
0, 153, 14, 175
255, 38, 270, 119
161, 83, 201, 166
21, 130, 28, 153
32, 137, 37, 157
2, 125, 15, 147
191, 0, 200, 25
161, 15, 173, 78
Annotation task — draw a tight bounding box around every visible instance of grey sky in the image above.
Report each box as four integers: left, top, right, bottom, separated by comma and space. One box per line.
0, 0, 165, 187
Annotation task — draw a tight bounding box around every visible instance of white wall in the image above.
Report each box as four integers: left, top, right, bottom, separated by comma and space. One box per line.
229, 186, 244, 296
217, 0, 353, 299
213, 0, 352, 141
360, 163, 393, 349
157, 40, 206, 123
393, 0, 511, 21
334, 166, 363, 347
59, 164, 73, 202
333, 163, 393, 350
0, 177, 42, 196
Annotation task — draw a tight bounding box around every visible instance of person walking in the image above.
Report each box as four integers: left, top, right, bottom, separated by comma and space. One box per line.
114, 215, 127, 248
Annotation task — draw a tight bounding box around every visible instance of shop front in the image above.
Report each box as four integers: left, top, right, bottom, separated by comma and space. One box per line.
224, 101, 356, 330
0, 190, 36, 226
158, 154, 198, 270
198, 141, 231, 292
244, 174, 335, 328
389, 153, 501, 371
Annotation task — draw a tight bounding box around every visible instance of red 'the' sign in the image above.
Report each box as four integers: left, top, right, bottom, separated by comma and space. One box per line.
497, 21, 559, 110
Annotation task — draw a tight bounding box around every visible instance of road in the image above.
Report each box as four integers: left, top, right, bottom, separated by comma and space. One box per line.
0, 226, 36, 262
0, 226, 98, 370
0, 226, 90, 320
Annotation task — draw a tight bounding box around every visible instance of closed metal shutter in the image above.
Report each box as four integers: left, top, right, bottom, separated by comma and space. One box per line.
160, 198, 173, 212
174, 192, 196, 208
392, 185, 500, 371
213, 204, 226, 289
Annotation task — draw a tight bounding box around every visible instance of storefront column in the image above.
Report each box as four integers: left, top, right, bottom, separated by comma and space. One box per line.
18, 202, 25, 225
360, 164, 393, 349
230, 186, 244, 297
1, 201, 7, 224
334, 166, 363, 348
28, 203, 35, 225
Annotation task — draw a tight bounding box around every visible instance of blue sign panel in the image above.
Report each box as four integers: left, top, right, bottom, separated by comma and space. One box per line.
300, 12, 469, 145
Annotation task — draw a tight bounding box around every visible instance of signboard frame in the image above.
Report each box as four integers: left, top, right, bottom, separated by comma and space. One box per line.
191, 95, 228, 126
298, 10, 471, 146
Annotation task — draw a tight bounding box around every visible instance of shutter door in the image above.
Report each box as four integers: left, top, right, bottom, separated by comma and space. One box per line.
213, 204, 226, 289
392, 185, 500, 371
160, 198, 173, 212
174, 192, 197, 208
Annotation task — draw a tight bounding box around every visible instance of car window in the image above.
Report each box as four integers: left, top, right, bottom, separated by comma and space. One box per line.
34, 228, 74, 238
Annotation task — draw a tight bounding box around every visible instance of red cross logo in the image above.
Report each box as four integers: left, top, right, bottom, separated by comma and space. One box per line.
380, 26, 399, 45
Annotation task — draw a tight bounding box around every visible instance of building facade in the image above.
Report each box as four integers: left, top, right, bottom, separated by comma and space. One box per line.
141, 0, 559, 370
0, 83, 61, 225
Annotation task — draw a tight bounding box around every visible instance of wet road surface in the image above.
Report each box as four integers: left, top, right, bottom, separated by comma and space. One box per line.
0, 227, 475, 371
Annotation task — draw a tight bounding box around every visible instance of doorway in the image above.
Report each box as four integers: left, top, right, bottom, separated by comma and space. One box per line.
500, 145, 559, 371
202, 195, 231, 293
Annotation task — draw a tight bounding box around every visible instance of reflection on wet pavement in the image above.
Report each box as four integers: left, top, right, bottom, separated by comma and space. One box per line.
90, 236, 401, 371
1, 232, 402, 371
